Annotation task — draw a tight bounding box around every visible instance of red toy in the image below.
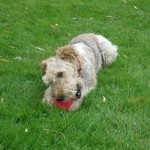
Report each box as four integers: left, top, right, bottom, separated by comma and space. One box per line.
54, 99, 74, 110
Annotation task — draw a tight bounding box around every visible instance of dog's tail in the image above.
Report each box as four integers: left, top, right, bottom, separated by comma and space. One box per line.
96, 35, 118, 66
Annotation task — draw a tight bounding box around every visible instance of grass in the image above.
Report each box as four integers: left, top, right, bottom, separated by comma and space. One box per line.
0, 0, 150, 149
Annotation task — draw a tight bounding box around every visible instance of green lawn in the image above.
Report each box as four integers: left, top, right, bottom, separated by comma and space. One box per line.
0, 0, 150, 149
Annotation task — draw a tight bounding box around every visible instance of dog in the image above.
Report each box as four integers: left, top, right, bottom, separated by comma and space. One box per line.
41, 33, 118, 110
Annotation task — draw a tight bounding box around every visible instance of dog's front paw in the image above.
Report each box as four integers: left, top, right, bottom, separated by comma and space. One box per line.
69, 101, 81, 111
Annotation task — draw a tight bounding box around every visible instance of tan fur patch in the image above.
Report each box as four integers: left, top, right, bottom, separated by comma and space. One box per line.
41, 58, 51, 75
41, 61, 47, 75
57, 45, 77, 63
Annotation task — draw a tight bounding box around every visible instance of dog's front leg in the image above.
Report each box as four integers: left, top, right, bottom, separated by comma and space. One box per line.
42, 86, 54, 106
69, 87, 89, 110
69, 85, 96, 110
69, 97, 84, 110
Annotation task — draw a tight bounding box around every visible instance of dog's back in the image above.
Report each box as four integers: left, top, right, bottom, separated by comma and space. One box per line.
70, 33, 118, 70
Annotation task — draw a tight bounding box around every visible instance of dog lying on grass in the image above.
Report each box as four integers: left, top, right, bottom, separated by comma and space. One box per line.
41, 33, 118, 110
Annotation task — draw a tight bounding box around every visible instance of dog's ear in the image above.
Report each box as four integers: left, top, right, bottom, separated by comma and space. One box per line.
41, 59, 48, 76
56, 45, 77, 63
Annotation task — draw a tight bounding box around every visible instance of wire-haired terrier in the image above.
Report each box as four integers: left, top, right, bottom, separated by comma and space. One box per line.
41, 33, 118, 110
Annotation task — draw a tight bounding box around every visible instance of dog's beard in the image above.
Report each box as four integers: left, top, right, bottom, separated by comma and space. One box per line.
51, 80, 83, 101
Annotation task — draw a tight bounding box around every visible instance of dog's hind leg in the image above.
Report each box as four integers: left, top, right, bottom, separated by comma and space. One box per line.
96, 35, 118, 66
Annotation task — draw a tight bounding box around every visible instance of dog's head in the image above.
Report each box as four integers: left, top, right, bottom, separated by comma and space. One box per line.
41, 45, 83, 101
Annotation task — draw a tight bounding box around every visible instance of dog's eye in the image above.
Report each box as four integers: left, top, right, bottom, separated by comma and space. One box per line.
57, 72, 63, 78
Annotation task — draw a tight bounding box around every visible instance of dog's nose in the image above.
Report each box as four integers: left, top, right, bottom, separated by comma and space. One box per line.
57, 96, 64, 101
